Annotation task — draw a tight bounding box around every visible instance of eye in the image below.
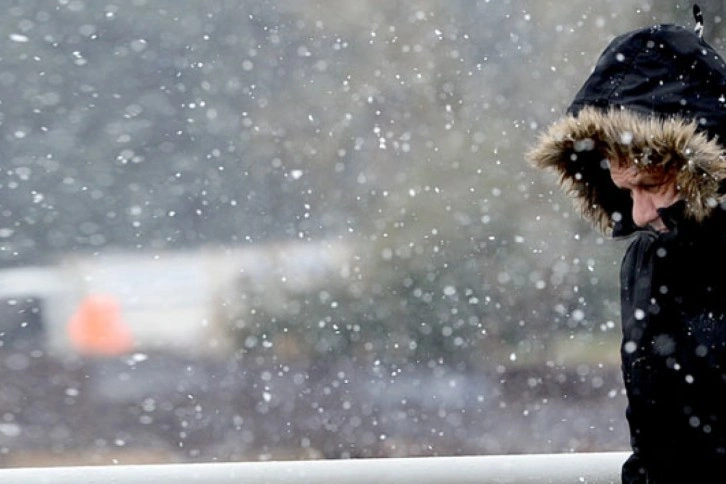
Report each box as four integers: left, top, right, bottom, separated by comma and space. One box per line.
640, 183, 661, 192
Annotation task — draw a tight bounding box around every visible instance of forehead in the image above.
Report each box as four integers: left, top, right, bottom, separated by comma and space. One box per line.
609, 161, 670, 183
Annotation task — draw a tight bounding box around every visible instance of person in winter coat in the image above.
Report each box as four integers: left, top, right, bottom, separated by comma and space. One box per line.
528, 7, 726, 483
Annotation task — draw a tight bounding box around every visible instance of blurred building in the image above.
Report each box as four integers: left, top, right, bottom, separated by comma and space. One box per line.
0, 241, 352, 359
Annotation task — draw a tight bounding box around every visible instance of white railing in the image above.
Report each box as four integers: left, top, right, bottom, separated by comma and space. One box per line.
0, 451, 629, 484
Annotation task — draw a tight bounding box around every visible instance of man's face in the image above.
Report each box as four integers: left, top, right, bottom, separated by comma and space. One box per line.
609, 161, 681, 232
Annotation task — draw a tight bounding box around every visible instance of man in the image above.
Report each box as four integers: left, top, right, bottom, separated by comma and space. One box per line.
528, 7, 726, 483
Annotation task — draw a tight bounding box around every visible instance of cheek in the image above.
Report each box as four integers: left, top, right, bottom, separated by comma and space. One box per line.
656, 185, 680, 206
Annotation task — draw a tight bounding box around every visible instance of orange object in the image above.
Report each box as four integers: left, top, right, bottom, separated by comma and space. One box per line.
67, 294, 134, 356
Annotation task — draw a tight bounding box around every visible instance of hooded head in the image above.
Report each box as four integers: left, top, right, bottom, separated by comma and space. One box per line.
528, 14, 726, 236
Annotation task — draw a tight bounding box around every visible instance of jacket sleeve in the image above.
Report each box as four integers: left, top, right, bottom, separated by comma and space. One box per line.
619, 235, 649, 470
621, 451, 648, 483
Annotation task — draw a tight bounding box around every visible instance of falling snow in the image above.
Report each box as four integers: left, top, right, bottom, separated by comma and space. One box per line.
0, 0, 682, 469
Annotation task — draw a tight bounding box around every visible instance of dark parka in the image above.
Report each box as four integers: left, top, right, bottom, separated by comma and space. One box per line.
528, 18, 726, 484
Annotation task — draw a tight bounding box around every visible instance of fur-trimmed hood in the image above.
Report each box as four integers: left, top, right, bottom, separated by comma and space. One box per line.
528, 106, 726, 236
528, 22, 726, 237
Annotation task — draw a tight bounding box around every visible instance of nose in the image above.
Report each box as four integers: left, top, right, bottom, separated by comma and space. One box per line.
631, 192, 659, 228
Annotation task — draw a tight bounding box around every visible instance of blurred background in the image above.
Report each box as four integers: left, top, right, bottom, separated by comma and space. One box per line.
0, 0, 719, 468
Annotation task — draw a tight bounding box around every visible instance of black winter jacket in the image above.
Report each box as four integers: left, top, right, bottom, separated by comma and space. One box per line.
620, 203, 726, 482
528, 20, 726, 483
